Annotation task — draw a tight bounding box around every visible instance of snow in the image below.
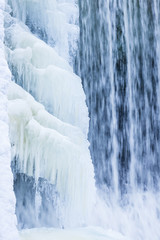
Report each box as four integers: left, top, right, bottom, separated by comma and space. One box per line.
8, 82, 96, 227
0, 2, 19, 240
20, 227, 128, 240
5, 21, 88, 136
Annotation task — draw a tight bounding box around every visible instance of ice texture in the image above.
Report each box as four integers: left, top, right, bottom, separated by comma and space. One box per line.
7, 0, 79, 63
5, 22, 88, 136
8, 82, 96, 227
0, 2, 19, 239
5, 0, 96, 231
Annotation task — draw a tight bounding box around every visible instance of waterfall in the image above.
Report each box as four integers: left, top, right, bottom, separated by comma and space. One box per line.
77, 0, 160, 239
2, 0, 160, 239
78, 0, 160, 194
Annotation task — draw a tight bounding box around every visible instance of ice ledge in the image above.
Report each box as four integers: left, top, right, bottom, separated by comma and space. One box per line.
0, 3, 19, 240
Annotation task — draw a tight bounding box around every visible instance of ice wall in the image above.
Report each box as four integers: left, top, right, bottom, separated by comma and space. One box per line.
7, 0, 79, 63
0, 2, 19, 239
8, 81, 96, 227
5, 21, 88, 136
5, 0, 97, 229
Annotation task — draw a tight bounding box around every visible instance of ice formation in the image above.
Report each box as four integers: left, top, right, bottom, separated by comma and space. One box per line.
7, 0, 79, 62
8, 82, 96, 226
0, 2, 19, 239
5, 0, 96, 233
5, 21, 88, 136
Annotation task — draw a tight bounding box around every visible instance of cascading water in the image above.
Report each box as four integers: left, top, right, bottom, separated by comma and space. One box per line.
77, 0, 160, 239
2, 0, 160, 239
78, 0, 160, 194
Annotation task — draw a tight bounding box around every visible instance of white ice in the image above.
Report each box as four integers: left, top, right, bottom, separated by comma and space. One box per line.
4, 1, 160, 240
8, 82, 96, 227
6, 21, 88, 136
19, 227, 128, 240
7, 0, 79, 63
0, 2, 19, 239
5, 0, 96, 230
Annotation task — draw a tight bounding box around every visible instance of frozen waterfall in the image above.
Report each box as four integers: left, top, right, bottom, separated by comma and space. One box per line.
5, 21, 88, 135
7, 0, 79, 63
8, 82, 96, 227
1, 0, 160, 240
4, 0, 97, 232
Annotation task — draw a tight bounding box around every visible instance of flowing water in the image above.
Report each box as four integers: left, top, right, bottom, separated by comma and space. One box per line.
77, 0, 160, 194
76, 0, 160, 239
3, 0, 160, 239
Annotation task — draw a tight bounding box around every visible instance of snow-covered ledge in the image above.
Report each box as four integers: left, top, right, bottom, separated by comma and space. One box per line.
0, 2, 19, 240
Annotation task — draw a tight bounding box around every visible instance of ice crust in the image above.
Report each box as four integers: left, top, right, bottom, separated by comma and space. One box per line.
8, 82, 96, 227
6, 22, 88, 136
0, 2, 19, 239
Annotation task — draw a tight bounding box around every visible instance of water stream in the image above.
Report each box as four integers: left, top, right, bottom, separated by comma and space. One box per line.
76, 1, 160, 239
4, 0, 160, 239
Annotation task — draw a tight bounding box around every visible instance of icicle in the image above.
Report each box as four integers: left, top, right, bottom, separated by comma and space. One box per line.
6, 22, 88, 136
8, 82, 96, 227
